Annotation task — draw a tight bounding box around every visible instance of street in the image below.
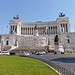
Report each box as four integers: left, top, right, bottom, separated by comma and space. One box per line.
30, 53, 75, 74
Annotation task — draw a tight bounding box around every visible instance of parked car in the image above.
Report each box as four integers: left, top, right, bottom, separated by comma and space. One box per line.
0, 51, 2, 55
10, 51, 16, 55
2, 51, 10, 55
20, 51, 30, 56
36, 51, 46, 55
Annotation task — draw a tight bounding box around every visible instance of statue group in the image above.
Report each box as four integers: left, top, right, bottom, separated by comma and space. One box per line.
13, 15, 19, 19
59, 13, 65, 17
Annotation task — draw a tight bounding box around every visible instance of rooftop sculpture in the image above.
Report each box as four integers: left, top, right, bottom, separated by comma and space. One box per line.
13, 15, 19, 19
59, 13, 65, 17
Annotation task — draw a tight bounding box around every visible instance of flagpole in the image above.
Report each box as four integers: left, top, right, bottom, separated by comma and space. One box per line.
47, 22, 50, 51
48, 22, 50, 44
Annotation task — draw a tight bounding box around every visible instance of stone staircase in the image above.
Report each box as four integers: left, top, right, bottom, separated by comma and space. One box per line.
10, 46, 47, 52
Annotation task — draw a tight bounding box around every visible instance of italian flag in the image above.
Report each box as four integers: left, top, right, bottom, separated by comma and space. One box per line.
14, 27, 17, 32
12, 27, 17, 34
12, 30, 14, 34
43, 26, 49, 33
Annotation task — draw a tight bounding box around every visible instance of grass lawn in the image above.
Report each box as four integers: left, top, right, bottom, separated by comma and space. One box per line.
0, 55, 59, 75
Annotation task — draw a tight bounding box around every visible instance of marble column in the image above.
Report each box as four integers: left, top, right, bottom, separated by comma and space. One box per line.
63, 24, 65, 33
21, 28, 23, 35
53, 26, 55, 34
54, 26, 55, 34
53, 26, 54, 34
32, 27, 33, 35
26, 27, 27, 35
40, 27, 41, 34
48, 26, 49, 34
51, 27, 53, 34
30, 27, 31, 35
33, 27, 34, 35
52, 27, 53, 34
42, 27, 43, 34
50, 26, 51, 34
39, 27, 40, 34
28, 27, 29, 35
27, 27, 28, 35
12, 26, 13, 33
22, 28, 23, 35
61, 24, 62, 32
24, 28, 25, 35
30, 27, 32, 35
31, 27, 32, 35
11, 26, 12, 33
25, 28, 27, 35
66, 24, 67, 32
23, 28, 24, 35
55, 26, 56, 34
52, 26, 53, 34
12, 26, 13, 31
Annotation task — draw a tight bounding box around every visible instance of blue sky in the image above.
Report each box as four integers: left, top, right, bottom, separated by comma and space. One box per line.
0, 0, 75, 34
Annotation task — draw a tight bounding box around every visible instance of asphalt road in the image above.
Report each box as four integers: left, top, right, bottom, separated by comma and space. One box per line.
30, 53, 75, 74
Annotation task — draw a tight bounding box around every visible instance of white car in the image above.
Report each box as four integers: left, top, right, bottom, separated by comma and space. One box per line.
2, 51, 10, 55
36, 51, 46, 55
20, 51, 30, 56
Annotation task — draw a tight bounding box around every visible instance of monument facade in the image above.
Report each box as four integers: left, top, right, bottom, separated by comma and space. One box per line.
0, 13, 75, 52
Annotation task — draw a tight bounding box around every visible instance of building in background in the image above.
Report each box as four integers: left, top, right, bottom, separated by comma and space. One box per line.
0, 13, 75, 53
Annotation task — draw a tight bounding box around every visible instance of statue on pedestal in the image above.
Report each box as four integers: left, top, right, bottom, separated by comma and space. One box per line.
34, 24, 37, 30
54, 34, 59, 45
34, 24, 39, 36
54, 34, 64, 54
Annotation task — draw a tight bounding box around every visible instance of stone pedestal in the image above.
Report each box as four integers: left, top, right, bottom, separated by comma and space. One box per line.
49, 38, 55, 50
34, 30, 39, 36
55, 44, 64, 53
59, 45, 64, 52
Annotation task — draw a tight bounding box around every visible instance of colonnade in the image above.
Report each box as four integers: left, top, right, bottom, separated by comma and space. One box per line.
61, 23, 68, 32
10, 26, 17, 33
21, 26, 57, 35
10, 24, 69, 35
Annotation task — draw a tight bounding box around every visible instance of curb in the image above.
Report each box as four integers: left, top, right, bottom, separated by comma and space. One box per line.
29, 57, 61, 75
